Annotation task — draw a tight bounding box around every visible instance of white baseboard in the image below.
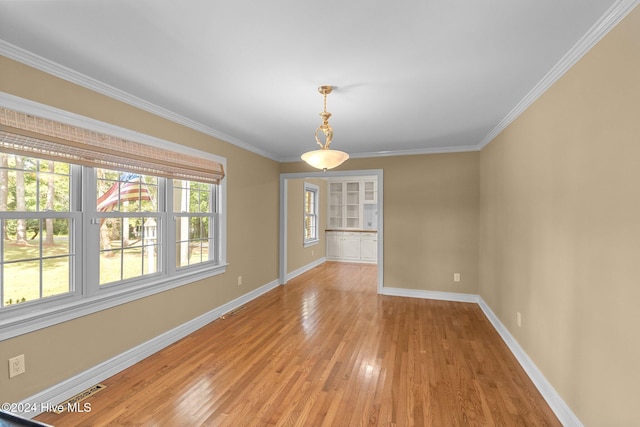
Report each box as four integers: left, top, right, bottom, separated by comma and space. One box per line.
18, 278, 281, 418
380, 286, 480, 303
477, 297, 583, 427
285, 257, 326, 282
381, 286, 582, 426
19, 281, 581, 426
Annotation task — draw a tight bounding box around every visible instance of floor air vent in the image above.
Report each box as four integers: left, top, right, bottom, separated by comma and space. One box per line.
220, 305, 246, 319
52, 383, 107, 414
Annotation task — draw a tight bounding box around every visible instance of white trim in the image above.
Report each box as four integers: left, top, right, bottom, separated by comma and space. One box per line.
285, 257, 327, 282
281, 144, 481, 163
279, 169, 384, 294
274, 0, 638, 163
279, 178, 288, 285
302, 239, 319, 248
0, 92, 226, 166
0, 263, 228, 342
378, 286, 583, 426
0, 93, 229, 341
477, 297, 583, 427
0, 42, 279, 162
16, 280, 583, 425
16, 278, 281, 419
303, 182, 320, 246
326, 259, 378, 265
380, 286, 480, 303
478, 0, 640, 149
2, 1, 637, 161
2, 37, 477, 162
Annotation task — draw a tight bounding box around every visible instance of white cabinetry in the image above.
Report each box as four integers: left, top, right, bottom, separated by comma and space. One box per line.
328, 177, 377, 230
326, 231, 377, 263
360, 233, 378, 262
345, 182, 360, 228
326, 232, 343, 258
326, 176, 378, 263
363, 180, 377, 203
328, 182, 344, 229
329, 180, 361, 229
342, 232, 362, 260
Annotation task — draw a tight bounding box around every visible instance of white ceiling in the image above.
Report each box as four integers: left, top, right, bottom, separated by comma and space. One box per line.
0, 0, 635, 162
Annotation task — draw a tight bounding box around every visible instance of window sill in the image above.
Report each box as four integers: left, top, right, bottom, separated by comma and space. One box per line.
0, 263, 228, 341
303, 239, 320, 248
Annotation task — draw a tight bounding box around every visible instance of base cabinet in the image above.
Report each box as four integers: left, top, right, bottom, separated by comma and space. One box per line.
327, 233, 343, 258
326, 231, 377, 263
360, 234, 378, 262
342, 233, 362, 261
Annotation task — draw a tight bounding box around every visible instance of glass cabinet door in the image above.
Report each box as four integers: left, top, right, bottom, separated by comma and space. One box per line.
328, 178, 377, 230
364, 181, 376, 203
345, 182, 360, 229
328, 182, 343, 228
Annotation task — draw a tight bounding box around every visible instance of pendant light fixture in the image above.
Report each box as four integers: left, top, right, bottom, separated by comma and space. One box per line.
301, 85, 349, 170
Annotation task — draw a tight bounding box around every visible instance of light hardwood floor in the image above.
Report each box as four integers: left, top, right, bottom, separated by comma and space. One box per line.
36, 262, 560, 426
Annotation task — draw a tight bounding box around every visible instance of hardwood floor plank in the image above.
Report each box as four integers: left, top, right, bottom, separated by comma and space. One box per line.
35, 262, 560, 426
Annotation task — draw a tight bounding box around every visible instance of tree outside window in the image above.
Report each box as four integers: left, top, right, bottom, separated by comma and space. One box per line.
0, 154, 74, 306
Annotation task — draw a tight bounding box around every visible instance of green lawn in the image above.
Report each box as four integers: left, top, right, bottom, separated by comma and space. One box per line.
3, 237, 149, 305
3, 237, 206, 306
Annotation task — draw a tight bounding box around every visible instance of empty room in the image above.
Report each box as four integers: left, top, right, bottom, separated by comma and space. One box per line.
1, 1, 639, 426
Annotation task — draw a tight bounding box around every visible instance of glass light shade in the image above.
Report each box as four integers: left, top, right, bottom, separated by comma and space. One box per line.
301, 148, 349, 170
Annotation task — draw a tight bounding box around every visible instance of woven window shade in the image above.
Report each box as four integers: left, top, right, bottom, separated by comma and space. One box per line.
0, 107, 225, 184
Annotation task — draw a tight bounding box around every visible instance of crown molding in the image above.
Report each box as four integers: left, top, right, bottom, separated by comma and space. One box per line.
478, 0, 640, 149
281, 143, 481, 163
0, 40, 280, 162
3, 0, 637, 162
351, 144, 482, 158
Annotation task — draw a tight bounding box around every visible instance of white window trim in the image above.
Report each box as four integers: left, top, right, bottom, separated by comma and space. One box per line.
303, 182, 319, 247
0, 92, 227, 341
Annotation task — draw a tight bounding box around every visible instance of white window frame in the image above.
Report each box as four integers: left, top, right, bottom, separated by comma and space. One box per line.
0, 93, 227, 341
303, 182, 319, 247
90, 170, 163, 287
171, 179, 220, 271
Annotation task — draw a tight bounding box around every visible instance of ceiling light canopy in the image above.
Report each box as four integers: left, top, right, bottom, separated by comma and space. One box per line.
301, 85, 349, 171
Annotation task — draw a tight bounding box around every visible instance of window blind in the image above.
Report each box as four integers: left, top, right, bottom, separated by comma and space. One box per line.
0, 107, 225, 184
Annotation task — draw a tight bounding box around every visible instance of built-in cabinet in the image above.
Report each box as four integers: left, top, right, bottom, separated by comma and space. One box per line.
326, 231, 377, 263
360, 233, 377, 262
363, 180, 377, 204
328, 177, 377, 230
326, 176, 378, 263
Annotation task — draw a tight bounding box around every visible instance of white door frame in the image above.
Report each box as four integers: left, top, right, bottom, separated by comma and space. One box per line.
279, 169, 384, 293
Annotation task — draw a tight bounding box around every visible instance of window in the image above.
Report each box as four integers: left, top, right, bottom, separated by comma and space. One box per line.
304, 182, 319, 246
96, 170, 161, 285
0, 155, 78, 306
173, 180, 218, 268
0, 98, 226, 339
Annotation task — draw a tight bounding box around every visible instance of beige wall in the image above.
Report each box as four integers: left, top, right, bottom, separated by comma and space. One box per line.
0, 56, 280, 403
5, 6, 636, 421
286, 178, 327, 274
479, 7, 640, 426
281, 152, 480, 295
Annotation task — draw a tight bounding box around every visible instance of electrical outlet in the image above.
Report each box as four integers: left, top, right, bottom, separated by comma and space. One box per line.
237, 276, 242, 286
9, 354, 25, 378
453, 273, 460, 282
517, 312, 522, 328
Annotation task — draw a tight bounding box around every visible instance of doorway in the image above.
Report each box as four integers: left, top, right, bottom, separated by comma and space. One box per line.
279, 169, 383, 293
